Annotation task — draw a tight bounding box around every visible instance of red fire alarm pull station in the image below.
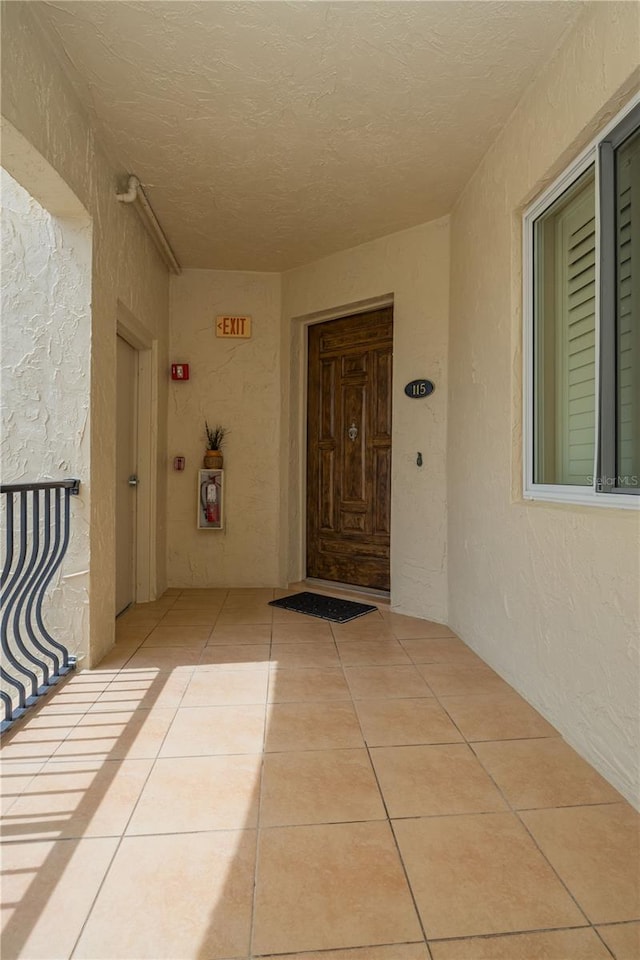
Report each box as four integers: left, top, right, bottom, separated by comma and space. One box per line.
171, 363, 189, 381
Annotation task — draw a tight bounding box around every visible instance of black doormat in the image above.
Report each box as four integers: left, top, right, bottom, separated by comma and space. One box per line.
269, 591, 377, 624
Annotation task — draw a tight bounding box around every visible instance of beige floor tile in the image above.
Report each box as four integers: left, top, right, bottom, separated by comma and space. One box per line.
0, 836, 118, 960
0, 761, 44, 813
125, 646, 201, 671
345, 664, 434, 700
439, 692, 558, 741
116, 609, 162, 627
331, 618, 394, 643
266, 945, 429, 960
268, 667, 350, 702
159, 704, 265, 757
355, 698, 463, 746
166, 604, 224, 620
127, 754, 261, 834
95, 643, 141, 670
226, 587, 275, 600
51, 708, 176, 760
399, 637, 483, 664
181, 669, 268, 706
71, 669, 122, 684
219, 605, 270, 619
142, 624, 211, 645
216, 607, 272, 627
74, 830, 256, 959
264, 701, 364, 752
115, 623, 154, 642
252, 820, 422, 954
0, 716, 78, 762
208, 623, 272, 644
271, 641, 341, 668
596, 922, 640, 959
521, 803, 640, 923
4, 758, 152, 840
220, 594, 273, 609
272, 621, 334, 642
385, 614, 456, 640
21, 698, 95, 722
133, 600, 176, 615
157, 609, 221, 626
429, 927, 612, 960
271, 610, 318, 624
371, 743, 507, 818
473, 738, 622, 809
175, 588, 228, 599
394, 812, 586, 939
417, 663, 513, 697
337, 639, 411, 666
90, 670, 190, 712
160, 587, 182, 596
199, 643, 270, 669
260, 748, 385, 826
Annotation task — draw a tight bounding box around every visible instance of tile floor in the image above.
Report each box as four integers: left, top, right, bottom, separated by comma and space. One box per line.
1, 585, 639, 960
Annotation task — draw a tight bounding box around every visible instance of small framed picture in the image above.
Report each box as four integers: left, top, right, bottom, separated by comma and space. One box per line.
197, 469, 224, 529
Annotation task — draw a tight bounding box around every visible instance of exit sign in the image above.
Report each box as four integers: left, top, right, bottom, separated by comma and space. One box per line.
216, 315, 252, 338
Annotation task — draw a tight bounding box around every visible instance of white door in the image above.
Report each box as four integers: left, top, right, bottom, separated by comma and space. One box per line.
116, 335, 138, 614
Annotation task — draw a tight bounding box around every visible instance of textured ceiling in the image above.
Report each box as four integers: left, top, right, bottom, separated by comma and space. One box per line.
34, 1, 584, 271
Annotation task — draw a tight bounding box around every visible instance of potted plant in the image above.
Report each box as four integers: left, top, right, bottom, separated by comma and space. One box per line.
203, 422, 227, 469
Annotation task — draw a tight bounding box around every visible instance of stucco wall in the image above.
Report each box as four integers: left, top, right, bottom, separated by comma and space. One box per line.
448, 2, 640, 805
167, 270, 282, 587
1, 3, 170, 665
282, 218, 450, 622
1, 169, 91, 662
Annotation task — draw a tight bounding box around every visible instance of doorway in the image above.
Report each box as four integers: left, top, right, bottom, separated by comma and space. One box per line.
116, 334, 138, 614
306, 307, 393, 590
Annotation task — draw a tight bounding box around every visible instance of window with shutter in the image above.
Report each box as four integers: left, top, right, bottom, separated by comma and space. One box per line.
525, 98, 639, 506
533, 168, 596, 486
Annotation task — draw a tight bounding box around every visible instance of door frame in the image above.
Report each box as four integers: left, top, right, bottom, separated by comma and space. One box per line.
116, 302, 159, 603
286, 293, 394, 587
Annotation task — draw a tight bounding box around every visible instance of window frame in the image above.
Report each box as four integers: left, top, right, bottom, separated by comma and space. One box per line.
523, 94, 640, 510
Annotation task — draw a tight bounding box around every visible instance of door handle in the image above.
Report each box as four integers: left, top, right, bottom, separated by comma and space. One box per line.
347, 422, 358, 441
128, 475, 138, 487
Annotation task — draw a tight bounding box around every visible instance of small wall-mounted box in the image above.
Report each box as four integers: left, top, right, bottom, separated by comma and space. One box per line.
171, 363, 190, 380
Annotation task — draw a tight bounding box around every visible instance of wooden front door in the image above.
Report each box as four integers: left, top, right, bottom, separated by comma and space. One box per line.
307, 307, 393, 590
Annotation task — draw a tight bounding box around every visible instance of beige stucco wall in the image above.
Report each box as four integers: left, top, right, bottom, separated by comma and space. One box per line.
167, 270, 282, 587
448, 1, 640, 805
1, 169, 91, 664
1, 3, 170, 666
282, 218, 450, 622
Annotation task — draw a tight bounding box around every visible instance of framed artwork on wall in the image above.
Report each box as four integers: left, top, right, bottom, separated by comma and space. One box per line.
197, 469, 224, 529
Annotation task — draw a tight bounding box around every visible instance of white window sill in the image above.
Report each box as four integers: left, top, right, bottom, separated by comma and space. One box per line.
523, 487, 640, 510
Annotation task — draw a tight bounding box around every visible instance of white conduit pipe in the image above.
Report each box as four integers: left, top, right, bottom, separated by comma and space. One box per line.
116, 175, 181, 275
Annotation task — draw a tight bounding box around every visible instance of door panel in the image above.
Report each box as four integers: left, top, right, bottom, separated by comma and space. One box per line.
342, 381, 367, 503
307, 307, 393, 590
116, 335, 138, 615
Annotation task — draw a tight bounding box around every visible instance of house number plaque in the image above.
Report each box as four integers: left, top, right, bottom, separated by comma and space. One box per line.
404, 379, 434, 398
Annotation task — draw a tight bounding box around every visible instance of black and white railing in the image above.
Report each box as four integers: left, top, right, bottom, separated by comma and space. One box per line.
1, 479, 80, 731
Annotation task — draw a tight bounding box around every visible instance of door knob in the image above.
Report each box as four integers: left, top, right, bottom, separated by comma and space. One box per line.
347, 422, 358, 441
128, 475, 139, 487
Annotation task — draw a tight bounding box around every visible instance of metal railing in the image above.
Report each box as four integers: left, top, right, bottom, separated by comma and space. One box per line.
1, 479, 80, 731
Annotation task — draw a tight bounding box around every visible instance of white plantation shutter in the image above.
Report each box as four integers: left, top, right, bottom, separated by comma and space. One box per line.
616, 132, 639, 482
555, 183, 596, 485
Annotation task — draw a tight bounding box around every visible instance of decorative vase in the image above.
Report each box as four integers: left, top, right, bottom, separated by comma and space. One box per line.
204, 450, 223, 469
